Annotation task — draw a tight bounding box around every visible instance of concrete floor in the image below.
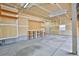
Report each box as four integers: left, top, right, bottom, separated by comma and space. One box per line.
0, 35, 79, 56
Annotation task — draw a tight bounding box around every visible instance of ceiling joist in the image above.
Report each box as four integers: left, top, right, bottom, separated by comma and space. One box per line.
54, 3, 70, 18
33, 4, 49, 12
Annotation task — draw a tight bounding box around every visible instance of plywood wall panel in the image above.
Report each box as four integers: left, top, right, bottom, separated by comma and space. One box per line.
0, 26, 17, 38
28, 20, 44, 30
0, 17, 16, 24
0, 28, 3, 38
51, 15, 72, 35
18, 27, 28, 36
18, 15, 28, 36
77, 19, 79, 36
18, 16, 28, 26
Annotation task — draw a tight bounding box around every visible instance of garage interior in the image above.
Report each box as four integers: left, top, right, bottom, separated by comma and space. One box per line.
0, 3, 79, 56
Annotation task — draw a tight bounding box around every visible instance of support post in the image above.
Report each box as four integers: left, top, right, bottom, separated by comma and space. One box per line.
72, 3, 77, 55
35, 31, 38, 39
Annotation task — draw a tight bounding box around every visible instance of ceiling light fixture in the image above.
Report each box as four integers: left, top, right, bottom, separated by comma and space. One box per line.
23, 3, 29, 8
48, 9, 67, 17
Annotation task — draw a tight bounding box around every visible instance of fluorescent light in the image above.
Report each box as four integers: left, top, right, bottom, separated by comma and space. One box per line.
23, 3, 29, 8
49, 9, 67, 17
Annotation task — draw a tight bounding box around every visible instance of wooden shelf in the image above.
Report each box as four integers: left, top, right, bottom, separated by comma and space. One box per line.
1, 15, 18, 19
1, 4, 18, 14
0, 4, 18, 19
1, 9, 18, 14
